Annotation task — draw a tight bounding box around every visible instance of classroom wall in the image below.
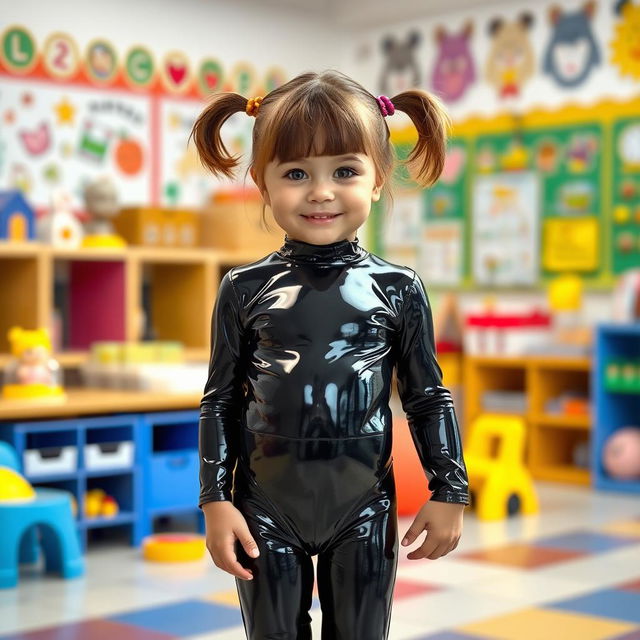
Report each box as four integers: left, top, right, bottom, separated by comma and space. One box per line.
0, 0, 346, 209
342, 0, 637, 326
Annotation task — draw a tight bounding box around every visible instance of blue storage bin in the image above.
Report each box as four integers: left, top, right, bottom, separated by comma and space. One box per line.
148, 450, 199, 509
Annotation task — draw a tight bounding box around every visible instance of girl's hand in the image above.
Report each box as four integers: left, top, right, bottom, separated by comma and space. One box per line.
202, 501, 260, 580
401, 500, 464, 560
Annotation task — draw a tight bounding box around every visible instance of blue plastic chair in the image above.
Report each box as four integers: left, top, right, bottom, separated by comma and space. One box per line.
0, 442, 84, 589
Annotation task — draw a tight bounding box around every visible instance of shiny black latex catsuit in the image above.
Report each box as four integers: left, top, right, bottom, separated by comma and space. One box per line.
199, 236, 469, 640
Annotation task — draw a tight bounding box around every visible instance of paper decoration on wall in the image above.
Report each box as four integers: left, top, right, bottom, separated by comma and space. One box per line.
472, 172, 539, 286
197, 58, 224, 96
611, 0, 640, 80
54, 98, 75, 125
86, 39, 118, 85
0, 78, 151, 206
124, 46, 156, 89
379, 31, 421, 95
486, 13, 535, 98
431, 22, 475, 102
43, 33, 80, 80
0, 25, 37, 74
19, 122, 50, 156
543, 2, 600, 88
228, 62, 258, 95
161, 51, 191, 94
264, 66, 287, 92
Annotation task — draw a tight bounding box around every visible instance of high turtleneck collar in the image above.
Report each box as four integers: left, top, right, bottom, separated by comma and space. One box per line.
277, 235, 367, 265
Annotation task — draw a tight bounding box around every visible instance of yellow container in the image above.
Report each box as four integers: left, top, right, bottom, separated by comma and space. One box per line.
114, 207, 199, 248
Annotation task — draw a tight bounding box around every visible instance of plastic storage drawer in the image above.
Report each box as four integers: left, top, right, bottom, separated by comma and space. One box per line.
24, 446, 78, 476
85, 441, 134, 470
148, 450, 199, 509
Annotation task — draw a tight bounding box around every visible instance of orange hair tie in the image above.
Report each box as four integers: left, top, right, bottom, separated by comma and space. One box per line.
246, 96, 264, 117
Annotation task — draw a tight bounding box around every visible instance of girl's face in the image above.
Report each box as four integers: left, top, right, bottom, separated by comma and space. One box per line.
256, 152, 382, 245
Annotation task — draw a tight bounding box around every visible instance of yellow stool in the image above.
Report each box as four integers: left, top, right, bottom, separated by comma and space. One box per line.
465, 414, 539, 521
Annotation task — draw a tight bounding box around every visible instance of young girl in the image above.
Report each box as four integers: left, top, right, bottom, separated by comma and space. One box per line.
192, 70, 469, 640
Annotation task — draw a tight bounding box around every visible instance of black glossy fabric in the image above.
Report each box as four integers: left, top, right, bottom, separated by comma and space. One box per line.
199, 235, 468, 640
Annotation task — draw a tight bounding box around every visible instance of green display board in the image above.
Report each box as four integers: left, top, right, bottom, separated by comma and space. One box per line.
611, 117, 640, 274
475, 123, 604, 281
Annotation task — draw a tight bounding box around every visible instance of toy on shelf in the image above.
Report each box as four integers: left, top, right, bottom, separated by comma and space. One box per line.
464, 413, 539, 521
605, 358, 640, 393
81, 340, 206, 393
142, 533, 206, 562
546, 274, 592, 355
612, 269, 640, 322
113, 206, 199, 248
465, 302, 552, 356
2, 327, 65, 401
0, 189, 36, 242
602, 426, 640, 481
84, 489, 119, 519
37, 188, 83, 248
81, 177, 126, 248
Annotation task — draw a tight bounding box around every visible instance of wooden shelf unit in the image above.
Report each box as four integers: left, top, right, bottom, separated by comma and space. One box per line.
464, 355, 592, 485
0, 241, 271, 366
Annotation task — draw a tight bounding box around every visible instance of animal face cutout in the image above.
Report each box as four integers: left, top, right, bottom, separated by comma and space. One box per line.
611, 0, 640, 80
431, 22, 476, 102
379, 31, 422, 95
486, 13, 535, 98
543, 2, 601, 87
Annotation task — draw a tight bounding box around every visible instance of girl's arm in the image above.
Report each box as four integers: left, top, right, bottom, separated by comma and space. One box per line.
198, 271, 246, 507
395, 271, 469, 505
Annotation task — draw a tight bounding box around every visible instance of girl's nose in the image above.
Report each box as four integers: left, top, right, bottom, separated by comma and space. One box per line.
307, 180, 335, 202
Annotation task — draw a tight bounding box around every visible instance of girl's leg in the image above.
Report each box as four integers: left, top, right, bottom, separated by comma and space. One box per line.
236, 540, 314, 640
316, 507, 398, 640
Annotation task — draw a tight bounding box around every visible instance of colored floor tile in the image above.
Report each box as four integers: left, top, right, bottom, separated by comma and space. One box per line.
107, 600, 242, 636
204, 589, 239, 608
601, 518, 640, 539
415, 633, 486, 640
393, 578, 443, 600
458, 607, 637, 640
458, 543, 585, 569
618, 579, 640, 592
609, 631, 640, 640
548, 589, 640, 624
533, 531, 639, 554
0, 620, 176, 640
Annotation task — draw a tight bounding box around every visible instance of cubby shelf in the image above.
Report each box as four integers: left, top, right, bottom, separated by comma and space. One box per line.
0, 410, 204, 547
464, 355, 592, 485
593, 324, 640, 494
0, 241, 275, 363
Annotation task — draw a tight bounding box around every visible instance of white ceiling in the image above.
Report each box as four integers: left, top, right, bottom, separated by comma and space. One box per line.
249, 0, 506, 28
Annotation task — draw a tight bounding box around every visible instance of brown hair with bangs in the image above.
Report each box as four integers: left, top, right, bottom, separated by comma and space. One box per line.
190, 69, 450, 210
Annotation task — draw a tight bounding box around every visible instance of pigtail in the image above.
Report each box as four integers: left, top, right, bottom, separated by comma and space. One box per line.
391, 90, 450, 187
190, 93, 248, 180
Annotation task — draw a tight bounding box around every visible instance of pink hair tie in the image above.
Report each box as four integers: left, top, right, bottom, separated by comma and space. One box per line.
377, 95, 395, 117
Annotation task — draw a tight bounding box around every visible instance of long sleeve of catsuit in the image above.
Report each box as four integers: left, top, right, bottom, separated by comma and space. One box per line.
198, 271, 245, 507
395, 271, 469, 505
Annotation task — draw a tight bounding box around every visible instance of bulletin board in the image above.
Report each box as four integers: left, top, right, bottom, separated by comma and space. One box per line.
0, 25, 286, 210
378, 97, 640, 290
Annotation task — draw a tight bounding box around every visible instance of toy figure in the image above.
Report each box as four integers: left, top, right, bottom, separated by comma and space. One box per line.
2, 327, 65, 400
82, 177, 126, 248
191, 71, 469, 640
37, 188, 83, 248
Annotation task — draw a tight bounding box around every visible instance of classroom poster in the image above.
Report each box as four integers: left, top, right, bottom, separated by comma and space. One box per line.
0, 76, 152, 208
472, 172, 539, 286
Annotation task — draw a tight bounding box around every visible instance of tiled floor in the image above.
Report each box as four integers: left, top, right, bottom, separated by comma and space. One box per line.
1, 483, 639, 639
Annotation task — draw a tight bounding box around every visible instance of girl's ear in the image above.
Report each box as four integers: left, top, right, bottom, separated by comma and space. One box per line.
371, 181, 383, 203
250, 168, 271, 206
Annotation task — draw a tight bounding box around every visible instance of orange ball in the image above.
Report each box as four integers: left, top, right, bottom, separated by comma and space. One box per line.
392, 418, 431, 516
